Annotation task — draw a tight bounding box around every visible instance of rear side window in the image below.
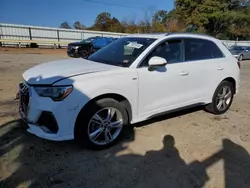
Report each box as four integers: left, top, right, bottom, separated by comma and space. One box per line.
184, 38, 224, 61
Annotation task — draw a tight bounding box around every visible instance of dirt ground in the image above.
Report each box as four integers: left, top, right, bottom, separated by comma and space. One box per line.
0, 48, 250, 188
0, 47, 67, 56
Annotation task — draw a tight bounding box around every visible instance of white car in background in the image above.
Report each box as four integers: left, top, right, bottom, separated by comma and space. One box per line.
19, 33, 240, 149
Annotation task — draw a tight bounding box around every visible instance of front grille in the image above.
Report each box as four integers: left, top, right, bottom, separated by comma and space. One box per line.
67, 46, 75, 52
19, 82, 30, 115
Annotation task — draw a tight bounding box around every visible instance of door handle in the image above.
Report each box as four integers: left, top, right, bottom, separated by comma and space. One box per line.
179, 71, 189, 76
217, 67, 224, 70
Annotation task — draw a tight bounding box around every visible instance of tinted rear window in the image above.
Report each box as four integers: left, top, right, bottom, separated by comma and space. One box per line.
184, 38, 224, 61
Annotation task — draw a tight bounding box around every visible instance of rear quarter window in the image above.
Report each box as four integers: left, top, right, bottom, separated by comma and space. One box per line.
184, 38, 224, 61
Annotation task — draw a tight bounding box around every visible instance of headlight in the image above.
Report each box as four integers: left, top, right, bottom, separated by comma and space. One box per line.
34, 86, 73, 101
72, 46, 79, 49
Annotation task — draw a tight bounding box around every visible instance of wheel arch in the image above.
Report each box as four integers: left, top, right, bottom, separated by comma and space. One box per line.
206, 77, 236, 114
75, 93, 133, 128
211, 77, 236, 98
222, 77, 236, 94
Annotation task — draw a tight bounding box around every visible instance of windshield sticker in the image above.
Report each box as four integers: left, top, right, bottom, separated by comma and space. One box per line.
123, 60, 130, 63
126, 42, 143, 49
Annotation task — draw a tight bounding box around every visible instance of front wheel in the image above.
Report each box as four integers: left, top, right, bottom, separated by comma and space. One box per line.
238, 54, 243, 61
74, 98, 128, 149
205, 81, 234, 114
79, 50, 88, 59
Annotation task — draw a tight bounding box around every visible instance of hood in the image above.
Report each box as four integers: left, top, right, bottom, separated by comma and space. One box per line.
23, 58, 118, 85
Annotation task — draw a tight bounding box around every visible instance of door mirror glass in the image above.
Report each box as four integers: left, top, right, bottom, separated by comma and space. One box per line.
148, 56, 167, 67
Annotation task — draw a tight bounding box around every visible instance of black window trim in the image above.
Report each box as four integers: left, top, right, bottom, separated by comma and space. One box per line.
182, 37, 225, 63
137, 37, 226, 68
137, 37, 184, 68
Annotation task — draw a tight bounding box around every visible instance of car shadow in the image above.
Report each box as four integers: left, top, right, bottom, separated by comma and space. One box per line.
1, 119, 250, 188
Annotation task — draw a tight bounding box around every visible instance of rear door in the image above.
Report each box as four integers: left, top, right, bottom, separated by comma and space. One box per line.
183, 38, 226, 100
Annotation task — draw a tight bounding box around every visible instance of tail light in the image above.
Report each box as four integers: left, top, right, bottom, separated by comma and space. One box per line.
237, 61, 241, 69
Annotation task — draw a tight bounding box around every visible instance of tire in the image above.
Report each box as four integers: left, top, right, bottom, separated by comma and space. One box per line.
79, 50, 88, 59
238, 54, 243, 61
205, 81, 234, 115
74, 98, 128, 150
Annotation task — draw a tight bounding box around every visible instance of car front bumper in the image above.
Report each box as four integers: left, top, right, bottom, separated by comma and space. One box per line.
18, 83, 85, 141
67, 47, 79, 58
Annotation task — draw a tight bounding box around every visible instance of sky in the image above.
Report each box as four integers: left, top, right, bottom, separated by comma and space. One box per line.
1, 0, 174, 28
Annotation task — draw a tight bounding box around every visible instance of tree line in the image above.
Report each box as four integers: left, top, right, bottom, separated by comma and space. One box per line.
60, 0, 250, 40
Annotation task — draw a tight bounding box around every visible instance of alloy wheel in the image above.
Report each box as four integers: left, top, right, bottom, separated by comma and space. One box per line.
87, 107, 123, 146
216, 85, 232, 111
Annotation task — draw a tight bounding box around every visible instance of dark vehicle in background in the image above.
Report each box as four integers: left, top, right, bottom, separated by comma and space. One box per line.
229, 45, 250, 61
67, 37, 116, 58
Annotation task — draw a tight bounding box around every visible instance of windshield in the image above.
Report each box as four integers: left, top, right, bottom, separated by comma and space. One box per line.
88, 37, 156, 67
230, 46, 245, 51
80, 37, 97, 43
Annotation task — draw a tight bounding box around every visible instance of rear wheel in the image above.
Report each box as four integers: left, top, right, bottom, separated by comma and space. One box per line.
205, 81, 234, 114
75, 98, 128, 149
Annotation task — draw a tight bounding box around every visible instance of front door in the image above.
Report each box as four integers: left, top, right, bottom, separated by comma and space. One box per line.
137, 39, 195, 115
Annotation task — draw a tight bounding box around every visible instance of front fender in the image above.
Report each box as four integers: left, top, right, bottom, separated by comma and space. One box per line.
89, 87, 137, 116
55, 69, 138, 129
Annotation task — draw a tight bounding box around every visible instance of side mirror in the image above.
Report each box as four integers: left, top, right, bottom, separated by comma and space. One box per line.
148, 56, 167, 71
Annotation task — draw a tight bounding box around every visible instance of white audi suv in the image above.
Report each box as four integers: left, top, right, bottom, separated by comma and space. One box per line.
19, 33, 240, 149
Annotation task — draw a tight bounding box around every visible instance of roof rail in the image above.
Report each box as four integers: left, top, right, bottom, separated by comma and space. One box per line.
166, 32, 214, 38
129, 32, 167, 35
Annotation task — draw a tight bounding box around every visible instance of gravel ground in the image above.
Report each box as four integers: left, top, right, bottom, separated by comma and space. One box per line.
0, 48, 250, 188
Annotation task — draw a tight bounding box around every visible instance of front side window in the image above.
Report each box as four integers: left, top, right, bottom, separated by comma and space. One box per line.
88, 37, 156, 67
140, 39, 182, 67
184, 38, 224, 61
